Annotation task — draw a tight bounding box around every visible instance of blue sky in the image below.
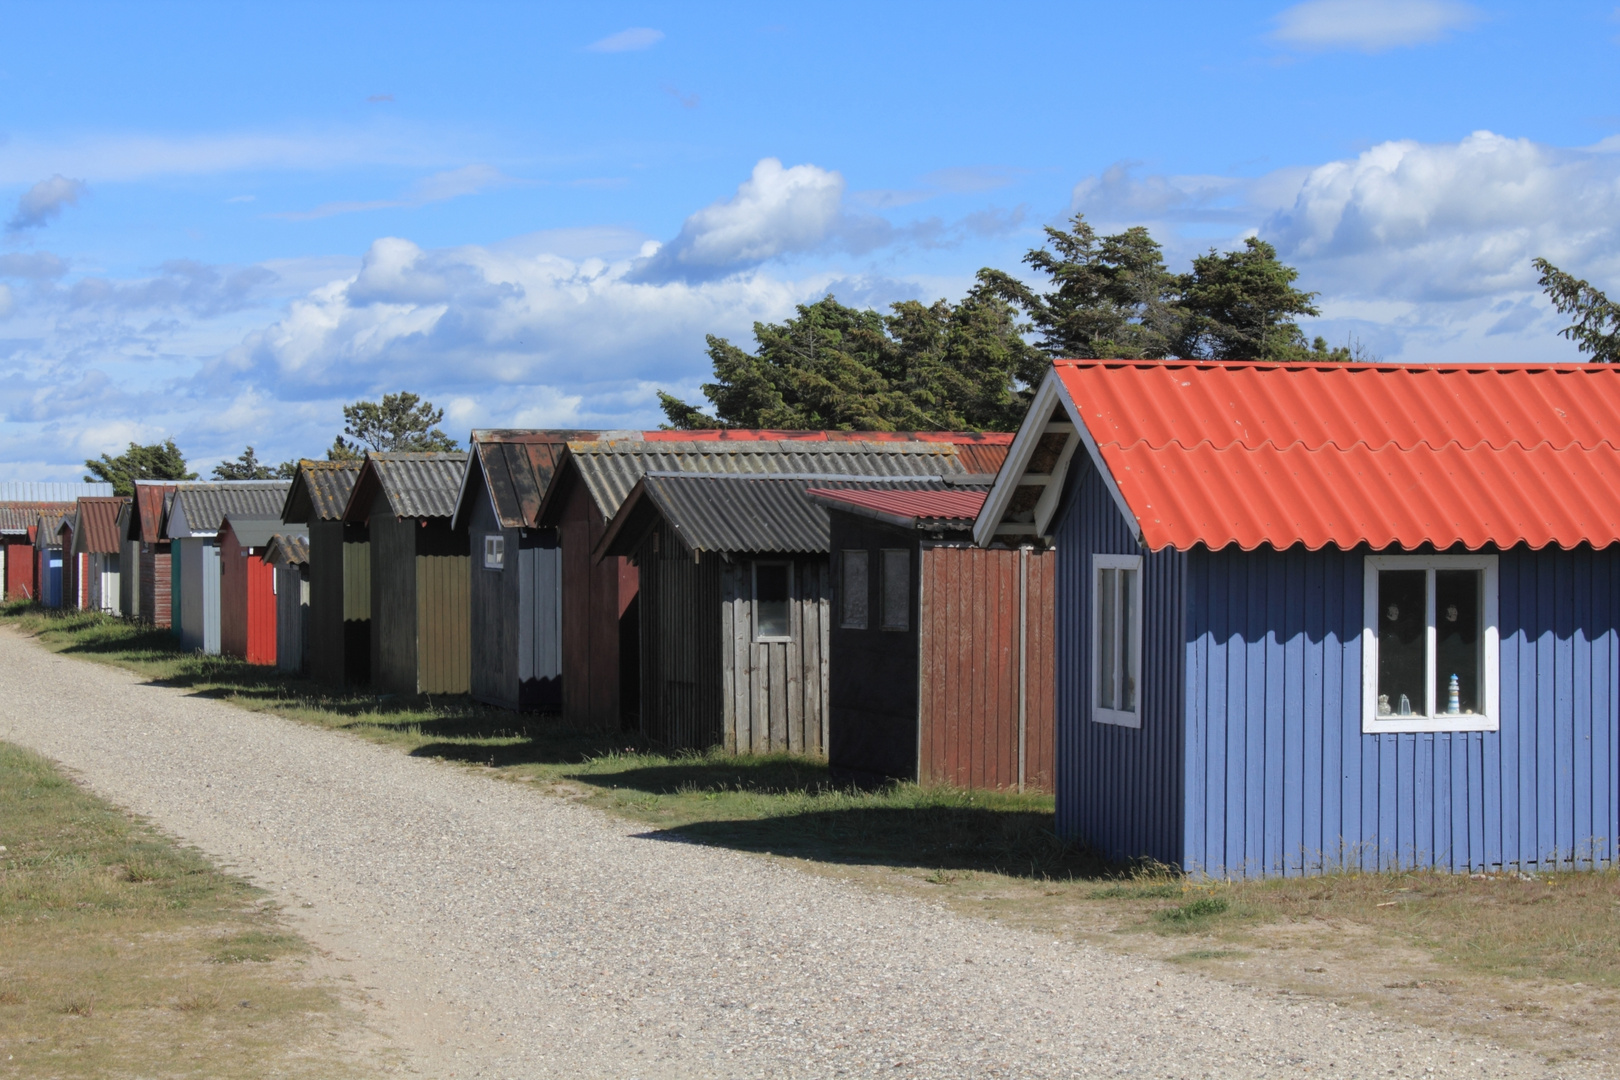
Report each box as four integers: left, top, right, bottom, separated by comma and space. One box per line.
2, 1, 1618, 477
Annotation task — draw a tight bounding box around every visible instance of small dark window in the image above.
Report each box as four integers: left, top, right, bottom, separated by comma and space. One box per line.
840, 550, 868, 629
880, 549, 909, 631
754, 562, 791, 640
484, 534, 505, 570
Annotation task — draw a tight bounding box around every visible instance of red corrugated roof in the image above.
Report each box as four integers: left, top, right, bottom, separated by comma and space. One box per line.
809, 488, 988, 525
1056, 360, 1620, 552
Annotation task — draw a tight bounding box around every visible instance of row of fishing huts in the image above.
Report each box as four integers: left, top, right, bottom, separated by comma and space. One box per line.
8, 358, 1619, 878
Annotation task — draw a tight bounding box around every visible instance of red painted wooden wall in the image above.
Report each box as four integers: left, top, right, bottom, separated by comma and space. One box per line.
220, 527, 278, 665
917, 546, 1055, 793
558, 480, 639, 730
3, 537, 36, 600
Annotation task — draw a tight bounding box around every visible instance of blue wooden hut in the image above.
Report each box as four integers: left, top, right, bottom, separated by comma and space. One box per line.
976, 359, 1620, 878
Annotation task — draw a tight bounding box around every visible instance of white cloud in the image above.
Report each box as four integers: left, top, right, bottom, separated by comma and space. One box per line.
635, 159, 846, 281
0, 252, 69, 279
272, 164, 517, 221
0, 132, 440, 184
0, 283, 12, 319
1272, 0, 1481, 52
6, 175, 87, 232
587, 27, 664, 52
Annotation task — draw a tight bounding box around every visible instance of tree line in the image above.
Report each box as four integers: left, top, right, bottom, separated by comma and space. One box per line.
83, 392, 459, 497
660, 213, 1618, 432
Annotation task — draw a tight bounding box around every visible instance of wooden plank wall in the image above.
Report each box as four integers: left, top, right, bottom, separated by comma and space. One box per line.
416, 553, 471, 694
720, 558, 830, 756
558, 482, 631, 729
917, 546, 1055, 793
369, 509, 418, 694
636, 524, 725, 749
275, 564, 307, 673
517, 538, 562, 708
467, 489, 518, 708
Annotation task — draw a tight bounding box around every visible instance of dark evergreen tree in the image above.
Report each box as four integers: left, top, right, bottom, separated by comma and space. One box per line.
328, 391, 461, 458
83, 440, 197, 497
1534, 257, 1620, 363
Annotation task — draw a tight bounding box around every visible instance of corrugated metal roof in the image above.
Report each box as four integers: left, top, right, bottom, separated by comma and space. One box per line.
281, 460, 361, 524
458, 430, 598, 530
345, 452, 468, 522
167, 481, 291, 538
74, 496, 128, 554
1051, 359, 1620, 551
807, 488, 987, 529
263, 533, 310, 565
221, 515, 283, 549
0, 481, 113, 501
34, 511, 69, 548
564, 440, 969, 525
0, 501, 74, 536
599, 474, 958, 558
131, 482, 177, 544
637, 429, 1013, 475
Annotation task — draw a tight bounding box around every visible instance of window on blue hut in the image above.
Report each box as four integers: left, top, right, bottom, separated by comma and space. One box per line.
1092, 554, 1142, 728
840, 550, 868, 629
1363, 555, 1498, 733
754, 561, 791, 641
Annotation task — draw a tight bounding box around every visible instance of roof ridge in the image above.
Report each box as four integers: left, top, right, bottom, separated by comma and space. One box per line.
1099, 436, 1620, 453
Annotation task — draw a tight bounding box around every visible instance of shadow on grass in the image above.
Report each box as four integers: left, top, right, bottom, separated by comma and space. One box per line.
641, 806, 1114, 880
567, 758, 839, 797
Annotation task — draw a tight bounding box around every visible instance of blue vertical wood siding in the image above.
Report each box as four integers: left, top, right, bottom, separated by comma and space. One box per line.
1184, 542, 1620, 877
1054, 461, 1186, 867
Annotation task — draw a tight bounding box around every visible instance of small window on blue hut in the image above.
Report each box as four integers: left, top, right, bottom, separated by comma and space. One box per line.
753, 561, 791, 641
879, 549, 910, 631
1363, 555, 1498, 733
483, 534, 504, 570
840, 550, 868, 629
1093, 554, 1142, 728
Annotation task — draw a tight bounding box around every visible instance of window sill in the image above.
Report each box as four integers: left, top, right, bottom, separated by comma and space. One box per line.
754, 636, 793, 644
1363, 714, 1498, 734
1092, 707, 1140, 729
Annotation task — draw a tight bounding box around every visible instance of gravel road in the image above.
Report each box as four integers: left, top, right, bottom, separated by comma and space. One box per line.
0, 627, 1588, 1078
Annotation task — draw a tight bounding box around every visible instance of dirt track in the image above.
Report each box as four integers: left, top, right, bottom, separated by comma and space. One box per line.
0, 627, 1584, 1078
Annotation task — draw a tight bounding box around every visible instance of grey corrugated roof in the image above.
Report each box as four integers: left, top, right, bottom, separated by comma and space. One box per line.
281, 460, 361, 523
34, 512, 70, 548
361, 453, 468, 519
567, 440, 966, 523
263, 533, 310, 565
221, 515, 283, 549
609, 475, 963, 557
168, 481, 291, 537
0, 502, 75, 535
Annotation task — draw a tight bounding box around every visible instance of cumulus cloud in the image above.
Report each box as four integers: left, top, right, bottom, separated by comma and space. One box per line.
0, 252, 69, 279
273, 164, 516, 221
634, 159, 846, 282
6, 175, 87, 233
587, 27, 664, 52
67, 260, 280, 317
1271, 0, 1481, 52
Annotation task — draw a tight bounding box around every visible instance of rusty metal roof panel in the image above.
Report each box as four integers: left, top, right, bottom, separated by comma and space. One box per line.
0, 501, 75, 535
1053, 359, 1620, 551
807, 488, 988, 529
167, 481, 291, 538
281, 460, 361, 524
131, 482, 178, 543
567, 440, 968, 523
74, 496, 128, 554
618, 474, 957, 556
461, 430, 598, 530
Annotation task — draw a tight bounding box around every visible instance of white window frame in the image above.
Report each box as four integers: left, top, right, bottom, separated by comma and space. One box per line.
484, 534, 505, 570
1362, 554, 1499, 734
1092, 553, 1143, 729
752, 560, 794, 643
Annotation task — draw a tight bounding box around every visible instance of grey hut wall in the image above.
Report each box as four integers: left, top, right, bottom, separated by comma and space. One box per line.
468, 487, 563, 711
307, 519, 370, 686
370, 496, 417, 694
275, 562, 309, 673
1053, 459, 1187, 868
722, 555, 830, 755
177, 538, 222, 655
120, 540, 140, 617
631, 520, 829, 754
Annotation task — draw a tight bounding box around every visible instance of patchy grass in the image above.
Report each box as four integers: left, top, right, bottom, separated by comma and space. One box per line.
9, 604, 1620, 1065
0, 738, 378, 1079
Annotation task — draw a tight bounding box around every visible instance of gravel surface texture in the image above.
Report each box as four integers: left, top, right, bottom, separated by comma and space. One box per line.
0, 627, 1590, 1079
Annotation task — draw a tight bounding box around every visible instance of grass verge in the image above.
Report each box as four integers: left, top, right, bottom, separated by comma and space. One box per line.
7, 604, 1620, 1065
0, 738, 377, 1079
